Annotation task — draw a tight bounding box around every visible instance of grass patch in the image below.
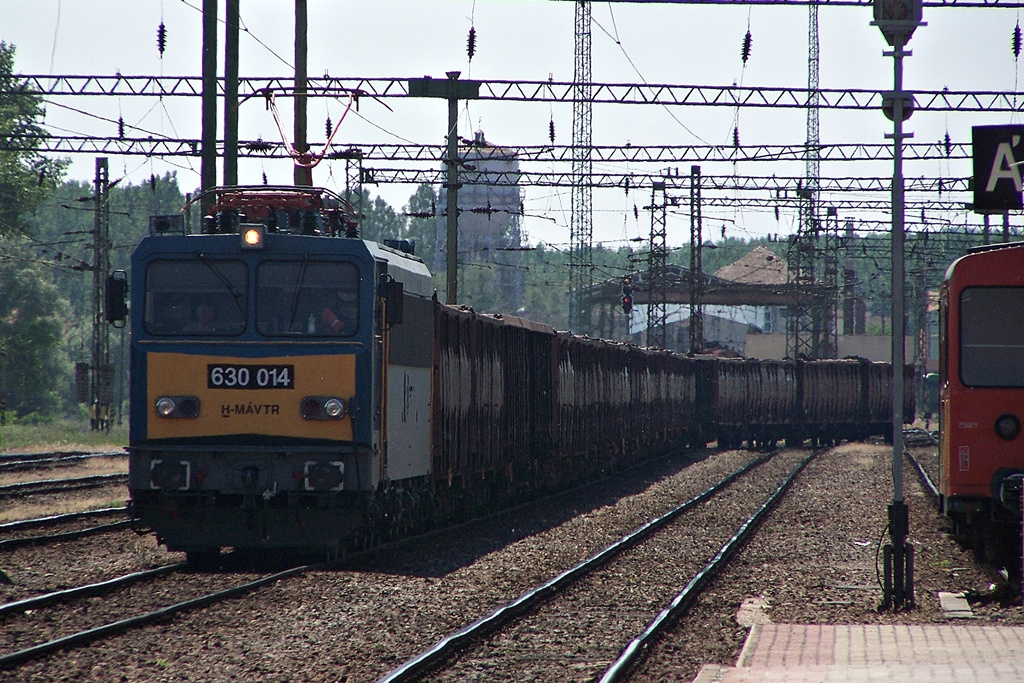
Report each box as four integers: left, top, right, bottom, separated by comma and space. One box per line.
0, 418, 128, 453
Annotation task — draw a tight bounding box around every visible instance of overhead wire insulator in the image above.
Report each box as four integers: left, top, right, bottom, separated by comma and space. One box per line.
118, 117, 125, 139
549, 118, 555, 144
741, 30, 752, 65
157, 22, 167, 57
733, 126, 740, 149
467, 26, 477, 61
1014, 22, 1022, 60
262, 171, 268, 185
326, 116, 332, 138
150, 174, 157, 193
943, 132, 952, 158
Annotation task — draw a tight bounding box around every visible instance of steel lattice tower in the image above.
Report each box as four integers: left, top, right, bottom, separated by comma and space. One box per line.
689, 166, 704, 354
569, 0, 593, 333
647, 181, 668, 349
788, 0, 823, 359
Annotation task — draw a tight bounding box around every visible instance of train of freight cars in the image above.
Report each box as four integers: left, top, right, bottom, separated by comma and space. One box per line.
117, 185, 914, 565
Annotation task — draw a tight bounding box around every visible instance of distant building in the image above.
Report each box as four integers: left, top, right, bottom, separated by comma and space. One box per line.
709, 246, 789, 336
434, 130, 523, 312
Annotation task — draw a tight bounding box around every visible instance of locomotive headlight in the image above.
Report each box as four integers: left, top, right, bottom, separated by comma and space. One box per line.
240, 223, 265, 250
995, 413, 1021, 441
323, 398, 345, 418
155, 395, 201, 418
301, 396, 345, 420
155, 396, 176, 417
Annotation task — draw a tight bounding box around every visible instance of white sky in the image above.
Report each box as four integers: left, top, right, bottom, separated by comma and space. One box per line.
3, 0, 1023, 248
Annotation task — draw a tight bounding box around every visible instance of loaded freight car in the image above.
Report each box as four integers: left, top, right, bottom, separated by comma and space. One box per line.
431, 307, 709, 514
714, 358, 914, 450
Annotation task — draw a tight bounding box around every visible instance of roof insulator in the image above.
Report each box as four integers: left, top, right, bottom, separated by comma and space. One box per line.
741, 30, 752, 65
467, 26, 477, 61
1014, 22, 1022, 60
157, 22, 167, 57
549, 117, 555, 144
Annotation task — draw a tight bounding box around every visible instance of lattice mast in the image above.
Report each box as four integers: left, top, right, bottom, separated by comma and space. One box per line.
788, 0, 823, 359
569, 0, 593, 333
647, 181, 668, 349
689, 166, 704, 354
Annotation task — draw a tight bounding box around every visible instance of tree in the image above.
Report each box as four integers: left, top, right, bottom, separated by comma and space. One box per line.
0, 251, 72, 416
0, 42, 66, 238
0, 42, 70, 418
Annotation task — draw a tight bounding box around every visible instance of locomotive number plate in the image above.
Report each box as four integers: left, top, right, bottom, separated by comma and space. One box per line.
207, 364, 294, 390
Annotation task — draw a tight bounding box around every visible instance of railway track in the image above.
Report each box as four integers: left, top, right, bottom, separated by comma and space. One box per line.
377, 448, 816, 683
0, 473, 128, 499
0, 561, 313, 669
0, 446, 760, 673
0, 450, 126, 474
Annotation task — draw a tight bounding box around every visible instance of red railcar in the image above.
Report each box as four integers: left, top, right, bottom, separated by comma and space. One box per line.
939, 241, 1024, 565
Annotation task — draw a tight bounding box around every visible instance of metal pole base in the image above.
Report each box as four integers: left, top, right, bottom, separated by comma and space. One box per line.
881, 501, 915, 611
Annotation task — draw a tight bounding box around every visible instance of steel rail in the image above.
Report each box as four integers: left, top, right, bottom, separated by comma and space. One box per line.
376, 451, 776, 683
0, 520, 132, 551
599, 450, 816, 682
0, 563, 183, 618
0, 506, 128, 533
0, 562, 319, 669
0, 473, 128, 499
0, 451, 127, 474
0, 450, 124, 465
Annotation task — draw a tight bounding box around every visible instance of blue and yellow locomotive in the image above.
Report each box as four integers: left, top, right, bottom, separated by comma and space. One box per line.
128, 186, 435, 564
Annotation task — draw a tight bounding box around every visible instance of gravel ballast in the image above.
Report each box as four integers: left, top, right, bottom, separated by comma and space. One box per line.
1, 443, 1020, 683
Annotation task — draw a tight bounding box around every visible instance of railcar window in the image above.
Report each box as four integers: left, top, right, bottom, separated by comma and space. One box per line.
144, 260, 248, 336
960, 286, 1024, 387
256, 261, 360, 337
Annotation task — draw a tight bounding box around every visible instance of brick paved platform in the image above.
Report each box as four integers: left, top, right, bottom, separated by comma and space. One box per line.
692, 623, 1024, 682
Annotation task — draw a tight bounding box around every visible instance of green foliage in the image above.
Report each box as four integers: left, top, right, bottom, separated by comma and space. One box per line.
0, 253, 73, 416
0, 42, 67, 238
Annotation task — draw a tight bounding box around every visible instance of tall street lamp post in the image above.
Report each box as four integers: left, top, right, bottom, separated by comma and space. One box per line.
872, 0, 924, 612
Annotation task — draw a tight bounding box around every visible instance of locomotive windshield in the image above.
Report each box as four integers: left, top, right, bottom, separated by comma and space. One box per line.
256, 261, 360, 337
959, 286, 1024, 387
143, 260, 248, 336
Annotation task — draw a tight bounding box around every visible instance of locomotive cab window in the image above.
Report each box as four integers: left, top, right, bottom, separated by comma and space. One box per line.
143, 260, 248, 336
256, 261, 360, 337
959, 286, 1024, 388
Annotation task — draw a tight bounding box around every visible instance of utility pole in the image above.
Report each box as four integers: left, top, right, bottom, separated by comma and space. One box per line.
294, 0, 312, 186
91, 157, 112, 432
200, 0, 217, 215
224, 0, 240, 186
408, 73, 480, 305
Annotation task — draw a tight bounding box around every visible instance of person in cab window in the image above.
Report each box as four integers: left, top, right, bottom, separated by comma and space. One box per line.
183, 302, 218, 334
319, 290, 358, 336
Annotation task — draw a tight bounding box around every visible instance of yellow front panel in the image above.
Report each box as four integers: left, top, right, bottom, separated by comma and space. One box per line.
147, 352, 355, 440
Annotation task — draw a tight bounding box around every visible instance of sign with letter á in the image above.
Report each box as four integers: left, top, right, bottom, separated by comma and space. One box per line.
973, 124, 1024, 213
